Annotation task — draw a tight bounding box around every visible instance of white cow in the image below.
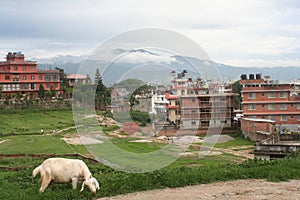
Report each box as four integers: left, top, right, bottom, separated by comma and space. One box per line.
32, 157, 100, 193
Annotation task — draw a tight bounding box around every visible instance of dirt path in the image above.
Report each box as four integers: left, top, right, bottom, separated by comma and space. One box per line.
0, 139, 9, 144
98, 179, 300, 200
213, 147, 254, 160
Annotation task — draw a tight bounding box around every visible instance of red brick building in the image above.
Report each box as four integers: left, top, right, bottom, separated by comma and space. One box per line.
240, 74, 300, 133
0, 52, 60, 99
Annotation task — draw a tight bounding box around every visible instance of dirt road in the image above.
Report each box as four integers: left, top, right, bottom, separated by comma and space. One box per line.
98, 179, 300, 200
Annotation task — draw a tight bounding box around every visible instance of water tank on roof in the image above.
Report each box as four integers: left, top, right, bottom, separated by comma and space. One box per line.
17, 51, 22, 55
256, 73, 261, 79
240, 74, 247, 80
249, 74, 254, 80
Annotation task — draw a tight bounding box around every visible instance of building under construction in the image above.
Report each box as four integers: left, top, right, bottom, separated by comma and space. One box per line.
163, 70, 238, 135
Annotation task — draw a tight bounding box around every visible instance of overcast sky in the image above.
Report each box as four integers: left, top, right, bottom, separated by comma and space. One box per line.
1, 0, 300, 67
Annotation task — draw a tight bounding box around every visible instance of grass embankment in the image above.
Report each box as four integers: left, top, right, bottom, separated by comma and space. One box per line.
1, 155, 300, 200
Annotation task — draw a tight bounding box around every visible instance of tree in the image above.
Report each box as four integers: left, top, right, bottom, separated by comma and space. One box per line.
55, 67, 72, 98
94, 68, 108, 110
230, 80, 242, 109
115, 79, 149, 112
38, 84, 45, 99
129, 84, 149, 111
94, 68, 102, 85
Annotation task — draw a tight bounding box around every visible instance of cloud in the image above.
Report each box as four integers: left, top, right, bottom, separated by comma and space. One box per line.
221, 58, 300, 68
0, 0, 300, 67
115, 49, 177, 64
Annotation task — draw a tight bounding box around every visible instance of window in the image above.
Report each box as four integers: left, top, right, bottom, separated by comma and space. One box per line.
279, 104, 287, 110
191, 98, 196, 102
38, 75, 43, 80
175, 110, 181, 115
23, 75, 26, 80
249, 104, 256, 110
221, 119, 227, 123
279, 92, 287, 98
298, 115, 300, 121
261, 92, 265, 97
3, 84, 10, 91
12, 74, 20, 82
22, 66, 26, 71
291, 104, 294, 108
248, 92, 256, 99
268, 92, 276, 98
268, 104, 276, 110
45, 75, 51, 81
269, 115, 276, 121
52, 75, 58, 81
188, 90, 194, 95
21, 84, 28, 90
5, 75, 10, 80
46, 83, 50, 88
280, 115, 287, 121
30, 75, 35, 80
291, 115, 294, 119
297, 104, 300, 110
221, 109, 227, 114
14, 66, 18, 70
11, 84, 19, 91
30, 66, 35, 71
262, 104, 265, 108
30, 83, 35, 90
191, 109, 197, 113
191, 121, 196, 125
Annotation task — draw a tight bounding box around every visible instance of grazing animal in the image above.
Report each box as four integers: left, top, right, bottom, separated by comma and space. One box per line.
32, 157, 100, 193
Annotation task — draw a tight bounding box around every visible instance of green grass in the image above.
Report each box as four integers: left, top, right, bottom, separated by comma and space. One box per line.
1, 156, 300, 199
0, 109, 74, 135
110, 137, 166, 153
0, 135, 90, 155
167, 153, 241, 169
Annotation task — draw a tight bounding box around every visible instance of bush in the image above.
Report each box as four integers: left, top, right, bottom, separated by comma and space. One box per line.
130, 110, 151, 126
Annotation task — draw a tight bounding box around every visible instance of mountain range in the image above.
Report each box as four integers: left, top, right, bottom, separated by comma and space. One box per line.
36, 52, 300, 83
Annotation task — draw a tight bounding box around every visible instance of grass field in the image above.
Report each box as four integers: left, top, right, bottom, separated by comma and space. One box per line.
0, 109, 74, 135
1, 110, 300, 199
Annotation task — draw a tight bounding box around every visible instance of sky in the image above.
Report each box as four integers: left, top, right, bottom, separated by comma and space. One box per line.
1, 0, 300, 67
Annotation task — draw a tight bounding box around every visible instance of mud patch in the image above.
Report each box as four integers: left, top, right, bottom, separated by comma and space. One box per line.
62, 136, 103, 145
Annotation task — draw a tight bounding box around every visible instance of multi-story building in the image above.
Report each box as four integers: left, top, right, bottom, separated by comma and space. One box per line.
67, 74, 88, 87
164, 70, 238, 133
165, 91, 180, 126
0, 52, 61, 99
240, 74, 300, 133
150, 93, 169, 115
